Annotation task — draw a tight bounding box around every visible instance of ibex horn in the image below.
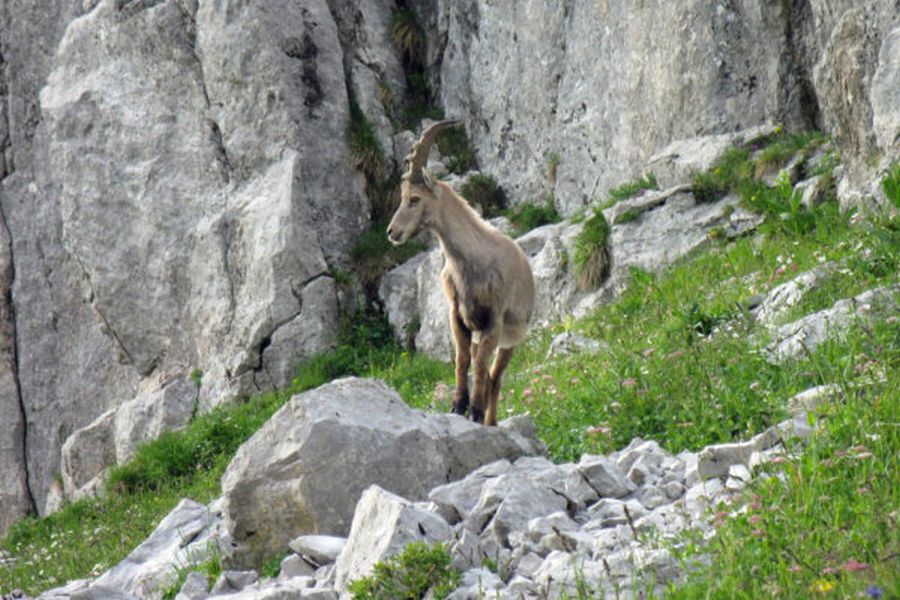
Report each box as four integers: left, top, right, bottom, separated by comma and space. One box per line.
404, 119, 460, 183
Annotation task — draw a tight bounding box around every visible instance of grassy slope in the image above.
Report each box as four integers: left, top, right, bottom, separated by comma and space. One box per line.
1, 136, 898, 598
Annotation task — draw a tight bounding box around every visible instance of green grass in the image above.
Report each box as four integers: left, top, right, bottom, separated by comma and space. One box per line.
459, 173, 505, 217
691, 146, 755, 203
572, 207, 611, 291
883, 162, 900, 209
348, 542, 460, 600
350, 219, 425, 293
505, 196, 561, 237
348, 101, 385, 184
607, 173, 659, 205
436, 126, 477, 175
390, 8, 425, 68
671, 319, 900, 599
613, 206, 642, 225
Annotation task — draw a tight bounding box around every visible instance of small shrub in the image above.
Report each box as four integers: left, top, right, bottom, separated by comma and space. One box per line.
459, 174, 505, 217
347, 102, 385, 183
350, 220, 425, 292
505, 196, 561, 236
348, 542, 460, 600
572, 207, 611, 290
189, 368, 203, 388
741, 172, 817, 237
436, 126, 476, 175
608, 173, 658, 204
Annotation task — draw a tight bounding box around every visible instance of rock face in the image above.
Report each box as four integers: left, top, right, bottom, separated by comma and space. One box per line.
0, 0, 395, 523
429, 1, 899, 215
220, 377, 544, 567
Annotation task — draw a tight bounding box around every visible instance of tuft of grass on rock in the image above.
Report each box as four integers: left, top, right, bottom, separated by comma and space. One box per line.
347, 102, 385, 184
607, 173, 658, 205
883, 161, 900, 210
349, 219, 425, 293
459, 173, 505, 217
348, 542, 461, 600
691, 147, 754, 203
505, 196, 561, 237
753, 130, 827, 178
390, 8, 425, 67
436, 126, 477, 175
572, 207, 611, 291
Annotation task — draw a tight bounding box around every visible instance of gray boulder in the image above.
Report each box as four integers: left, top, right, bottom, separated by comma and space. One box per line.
60, 376, 198, 501
288, 536, 347, 567
753, 263, 837, 328
35, 498, 226, 600
174, 571, 210, 600
766, 285, 899, 363
3, 0, 374, 520
333, 485, 452, 591
221, 378, 544, 567
576, 455, 635, 499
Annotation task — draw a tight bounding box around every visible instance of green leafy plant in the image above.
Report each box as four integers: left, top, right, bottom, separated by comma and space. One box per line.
572, 207, 611, 290
350, 219, 425, 293
691, 147, 754, 203
348, 542, 460, 600
459, 174, 505, 217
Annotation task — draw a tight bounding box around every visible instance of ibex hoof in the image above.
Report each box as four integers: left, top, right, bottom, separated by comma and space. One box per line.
469, 407, 485, 424
450, 403, 467, 416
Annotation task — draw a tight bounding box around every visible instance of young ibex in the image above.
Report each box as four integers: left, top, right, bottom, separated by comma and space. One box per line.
387, 121, 535, 425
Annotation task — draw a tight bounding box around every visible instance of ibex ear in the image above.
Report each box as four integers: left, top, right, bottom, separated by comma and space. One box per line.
422, 169, 439, 191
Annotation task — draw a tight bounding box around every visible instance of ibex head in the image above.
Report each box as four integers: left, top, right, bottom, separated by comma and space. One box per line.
387, 119, 458, 245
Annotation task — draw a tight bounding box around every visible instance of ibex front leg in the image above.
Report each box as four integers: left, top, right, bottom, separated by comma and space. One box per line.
449, 304, 472, 416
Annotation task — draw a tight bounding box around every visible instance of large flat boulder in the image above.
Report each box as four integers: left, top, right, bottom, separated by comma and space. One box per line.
220, 377, 545, 567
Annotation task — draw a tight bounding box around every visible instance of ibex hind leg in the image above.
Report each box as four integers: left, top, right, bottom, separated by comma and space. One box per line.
484, 347, 515, 426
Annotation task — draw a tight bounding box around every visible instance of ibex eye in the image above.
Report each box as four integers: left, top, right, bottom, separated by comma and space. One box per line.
409, 196, 421, 204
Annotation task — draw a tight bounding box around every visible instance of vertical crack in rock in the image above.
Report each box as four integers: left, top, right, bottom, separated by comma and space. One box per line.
252, 272, 332, 385
0, 200, 37, 515
0, 48, 12, 180
69, 252, 137, 370
780, 0, 822, 130
176, 1, 234, 183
